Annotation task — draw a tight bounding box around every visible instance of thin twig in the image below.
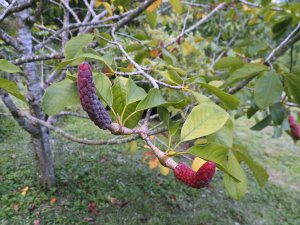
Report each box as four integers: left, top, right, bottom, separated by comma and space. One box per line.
266, 22, 300, 63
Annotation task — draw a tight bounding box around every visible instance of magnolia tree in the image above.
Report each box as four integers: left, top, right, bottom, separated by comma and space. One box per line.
0, 0, 300, 200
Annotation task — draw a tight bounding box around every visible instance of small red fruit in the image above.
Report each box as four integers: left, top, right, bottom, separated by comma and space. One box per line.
173, 161, 216, 189
288, 114, 300, 140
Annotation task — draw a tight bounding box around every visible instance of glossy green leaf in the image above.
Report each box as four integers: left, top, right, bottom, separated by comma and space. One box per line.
232, 144, 268, 186
250, 115, 272, 131
270, 102, 285, 125
136, 88, 166, 111
226, 63, 268, 85
254, 72, 283, 109
214, 57, 244, 70
200, 83, 240, 109
160, 70, 183, 85
0, 59, 22, 73
57, 53, 107, 71
64, 34, 94, 59
0, 78, 26, 102
207, 119, 233, 148
224, 150, 247, 200
192, 91, 212, 104
42, 79, 80, 115
94, 73, 113, 106
284, 73, 300, 105
181, 103, 229, 142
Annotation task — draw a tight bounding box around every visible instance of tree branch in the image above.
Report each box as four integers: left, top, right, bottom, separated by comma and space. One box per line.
165, 2, 226, 48
0, 90, 40, 136
11, 53, 64, 65
0, 0, 35, 23
266, 22, 300, 63
113, 0, 156, 31
20, 111, 167, 145
0, 27, 23, 50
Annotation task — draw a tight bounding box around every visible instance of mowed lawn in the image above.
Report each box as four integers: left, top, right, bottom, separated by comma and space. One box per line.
0, 108, 300, 225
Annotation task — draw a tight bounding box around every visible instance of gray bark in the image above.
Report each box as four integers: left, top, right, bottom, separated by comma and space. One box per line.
15, 4, 55, 188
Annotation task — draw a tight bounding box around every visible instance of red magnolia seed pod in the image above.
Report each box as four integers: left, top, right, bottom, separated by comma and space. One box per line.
288, 115, 300, 140
173, 161, 216, 189
77, 62, 112, 130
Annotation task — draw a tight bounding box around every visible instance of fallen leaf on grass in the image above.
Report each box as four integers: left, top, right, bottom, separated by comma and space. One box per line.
33, 219, 41, 225
88, 201, 100, 216
20, 186, 29, 196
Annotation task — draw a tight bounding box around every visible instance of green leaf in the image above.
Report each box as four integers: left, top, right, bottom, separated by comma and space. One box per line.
125, 43, 144, 52
57, 53, 108, 71
224, 150, 247, 200
95, 32, 112, 47
226, 63, 268, 85
0, 78, 26, 102
250, 115, 272, 131
42, 79, 80, 115
64, 34, 94, 59
0, 59, 22, 73
232, 144, 268, 186
160, 70, 184, 85
254, 72, 283, 109
136, 88, 166, 111
284, 73, 300, 105
200, 83, 240, 109
111, 77, 147, 127
270, 102, 285, 125
192, 91, 212, 104
181, 103, 229, 142
214, 57, 245, 70
145, 10, 157, 29
94, 73, 113, 106
162, 49, 177, 65
169, 0, 182, 14
261, 0, 271, 6
187, 143, 239, 181
126, 78, 147, 104
207, 119, 233, 148
158, 107, 170, 128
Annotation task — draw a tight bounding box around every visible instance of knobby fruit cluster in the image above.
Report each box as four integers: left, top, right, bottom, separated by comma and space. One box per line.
288, 115, 300, 140
77, 62, 112, 129
77, 62, 216, 189
174, 161, 216, 188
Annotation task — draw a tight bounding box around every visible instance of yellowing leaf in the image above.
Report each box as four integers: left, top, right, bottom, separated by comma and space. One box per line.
194, 138, 208, 145
208, 80, 224, 88
149, 157, 159, 169
182, 42, 195, 56
159, 163, 170, 176
127, 141, 137, 155
94, 0, 102, 8
149, 49, 160, 58
147, 0, 162, 13
191, 157, 207, 172
20, 186, 29, 196
50, 197, 57, 204
102, 2, 113, 16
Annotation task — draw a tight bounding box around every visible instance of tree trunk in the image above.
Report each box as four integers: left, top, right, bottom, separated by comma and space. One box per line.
15, 6, 55, 188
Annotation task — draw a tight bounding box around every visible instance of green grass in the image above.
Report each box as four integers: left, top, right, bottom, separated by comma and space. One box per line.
0, 114, 300, 225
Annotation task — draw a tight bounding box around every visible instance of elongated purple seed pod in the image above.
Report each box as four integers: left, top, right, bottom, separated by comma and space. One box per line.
77, 62, 112, 129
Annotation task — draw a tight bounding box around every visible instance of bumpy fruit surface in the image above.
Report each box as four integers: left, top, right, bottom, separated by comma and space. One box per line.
77, 62, 112, 129
288, 115, 300, 140
173, 161, 216, 189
